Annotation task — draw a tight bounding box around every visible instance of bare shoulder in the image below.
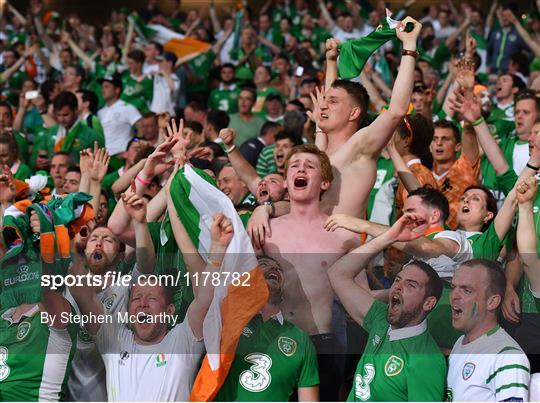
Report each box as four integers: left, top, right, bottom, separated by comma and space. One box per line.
330, 226, 362, 250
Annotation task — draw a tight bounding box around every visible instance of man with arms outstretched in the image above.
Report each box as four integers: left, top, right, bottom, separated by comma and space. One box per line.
329, 214, 447, 401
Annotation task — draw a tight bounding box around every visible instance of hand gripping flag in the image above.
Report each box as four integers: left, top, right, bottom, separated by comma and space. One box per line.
338, 9, 413, 80
168, 165, 268, 402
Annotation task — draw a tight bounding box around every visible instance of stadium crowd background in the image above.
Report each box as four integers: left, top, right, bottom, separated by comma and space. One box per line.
1, 0, 540, 401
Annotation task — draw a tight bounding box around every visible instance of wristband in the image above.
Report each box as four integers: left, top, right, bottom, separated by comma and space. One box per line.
136, 175, 151, 186
527, 162, 540, 171
225, 144, 236, 153
401, 49, 418, 59
471, 116, 485, 127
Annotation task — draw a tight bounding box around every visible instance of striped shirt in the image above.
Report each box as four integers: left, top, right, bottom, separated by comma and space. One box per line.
256, 145, 277, 178
447, 326, 530, 402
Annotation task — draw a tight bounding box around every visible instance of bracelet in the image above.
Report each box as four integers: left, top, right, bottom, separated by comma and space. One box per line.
210, 259, 222, 268
225, 144, 236, 153
471, 116, 485, 127
526, 162, 540, 171
401, 49, 418, 59
135, 175, 151, 186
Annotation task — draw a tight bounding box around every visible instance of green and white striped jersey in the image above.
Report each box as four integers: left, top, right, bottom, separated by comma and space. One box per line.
0, 305, 77, 401
447, 326, 530, 402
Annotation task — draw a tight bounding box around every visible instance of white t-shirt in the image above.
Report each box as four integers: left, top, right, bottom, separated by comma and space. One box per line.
150, 73, 180, 116
98, 100, 142, 155
421, 229, 476, 279
513, 142, 529, 176
448, 326, 530, 402
96, 318, 204, 402
331, 25, 369, 43
143, 61, 160, 76
65, 271, 137, 402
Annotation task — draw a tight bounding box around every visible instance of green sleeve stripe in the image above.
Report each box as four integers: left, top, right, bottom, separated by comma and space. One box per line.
486, 364, 530, 383
497, 346, 521, 354
495, 383, 529, 394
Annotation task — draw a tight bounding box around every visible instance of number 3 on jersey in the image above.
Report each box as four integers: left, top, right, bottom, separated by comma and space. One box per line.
239, 353, 272, 392
0, 346, 10, 381
355, 364, 375, 401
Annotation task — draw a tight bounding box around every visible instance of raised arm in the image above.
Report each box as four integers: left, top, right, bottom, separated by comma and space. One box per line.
121, 192, 156, 274
516, 177, 540, 294
219, 128, 262, 194
325, 38, 339, 90
68, 248, 104, 335
387, 137, 421, 192
453, 87, 512, 175
209, 0, 222, 34
186, 213, 233, 339
318, 0, 336, 31
445, 12, 471, 49
328, 213, 425, 325
353, 17, 422, 157
88, 145, 110, 217
66, 33, 96, 71
505, 9, 540, 58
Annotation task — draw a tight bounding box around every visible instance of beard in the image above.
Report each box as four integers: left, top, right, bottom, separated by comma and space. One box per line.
387, 307, 419, 329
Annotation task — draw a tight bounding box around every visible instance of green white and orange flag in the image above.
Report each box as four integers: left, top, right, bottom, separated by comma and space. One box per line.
128, 14, 211, 64
169, 165, 268, 402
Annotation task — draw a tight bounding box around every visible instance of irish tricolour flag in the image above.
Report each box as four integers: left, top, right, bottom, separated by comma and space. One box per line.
128, 14, 211, 64
169, 165, 268, 401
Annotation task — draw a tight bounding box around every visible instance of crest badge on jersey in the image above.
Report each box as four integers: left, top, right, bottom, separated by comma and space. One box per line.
156, 353, 167, 367
278, 336, 297, 357
462, 362, 475, 380
103, 294, 116, 312
16, 321, 31, 341
384, 355, 404, 377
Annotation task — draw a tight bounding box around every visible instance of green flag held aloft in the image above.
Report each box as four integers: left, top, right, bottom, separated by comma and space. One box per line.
338, 9, 410, 80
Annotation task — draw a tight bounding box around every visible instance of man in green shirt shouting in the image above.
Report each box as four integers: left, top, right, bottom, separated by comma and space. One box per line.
329, 213, 447, 401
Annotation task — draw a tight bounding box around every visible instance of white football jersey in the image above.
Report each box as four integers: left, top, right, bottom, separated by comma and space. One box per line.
447, 326, 530, 402
96, 319, 204, 401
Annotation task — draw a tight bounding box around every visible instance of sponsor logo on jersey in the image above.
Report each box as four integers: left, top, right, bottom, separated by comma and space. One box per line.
502, 398, 523, 402
16, 321, 31, 341
119, 350, 130, 365
462, 362, 475, 380
0, 346, 10, 381
278, 336, 297, 357
242, 326, 253, 338
156, 353, 167, 367
384, 355, 404, 377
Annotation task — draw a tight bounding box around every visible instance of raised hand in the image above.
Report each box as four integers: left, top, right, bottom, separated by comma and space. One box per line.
89, 144, 110, 182
386, 212, 428, 242
396, 16, 422, 49
455, 58, 476, 91
219, 128, 236, 147
0, 165, 16, 204
121, 189, 148, 223
166, 118, 190, 160
141, 135, 179, 179
79, 148, 93, 174
516, 176, 538, 204
325, 38, 340, 61
211, 213, 234, 249
307, 86, 325, 126
449, 88, 481, 123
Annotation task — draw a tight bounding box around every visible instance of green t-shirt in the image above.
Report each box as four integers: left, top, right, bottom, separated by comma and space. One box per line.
519, 188, 540, 314
367, 157, 395, 221
228, 113, 266, 147
13, 130, 29, 163
13, 161, 32, 180
30, 121, 105, 168
208, 86, 240, 114
215, 314, 319, 401
187, 50, 216, 93
1, 69, 25, 107
256, 145, 277, 178
120, 72, 153, 113
0, 306, 78, 401
348, 300, 446, 402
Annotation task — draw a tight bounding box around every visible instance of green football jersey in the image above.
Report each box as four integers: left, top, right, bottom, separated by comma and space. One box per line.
187, 50, 216, 93
348, 300, 446, 402
121, 72, 153, 113
256, 145, 277, 178
215, 314, 319, 401
208, 86, 240, 114
0, 305, 78, 401
367, 156, 395, 221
